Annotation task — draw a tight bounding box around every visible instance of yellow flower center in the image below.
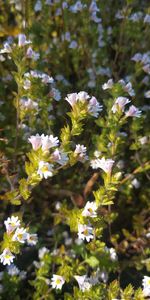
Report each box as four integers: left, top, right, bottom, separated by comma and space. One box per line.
18, 234, 23, 240
56, 279, 61, 284
83, 229, 88, 236
41, 166, 49, 172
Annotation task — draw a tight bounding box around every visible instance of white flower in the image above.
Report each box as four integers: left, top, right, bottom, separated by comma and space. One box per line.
142, 276, 150, 297
61, 31, 71, 42
141, 54, 150, 65
12, 227, 28, 243
0, 249, 15, 265
143, 64, 150, 74
90, 157, 114, 174
88, 80, 96, 88
94, 150, 101, 158
65, 91, 96, 110
51, 149, 68, 166
102, 79, 113, 90
18, 34, 31, 47
69, 40, 78, 49
20, 98, 38, 110
82, 201, 97, 218
19, 271, 27, 280
55, 201, 61, 210
0, 54, 5, 61
146, 231, 150, 238
38, 247, 49, 259
123, 82, 135, 97
78, 91, 90, 102
144, 14, 150, 24
70, 1, 86, 13
91, 12, 101, 23
78, 224, 94, 242
51, 274, 65, 290
51, 88, 61, 101
65, 237, 72, 246
62, 2, 68, 9
129, 12, 143, 22
7, 264, 20, 276
89, 1, 100, 13
0, 42, 12, 54
109, 248, 118, 261
23, 79, 31, 90
131, 53, 142, 62
74, 275, 92, 291
26, 233, 38, 246
26, 46, 34, 58
139, 136, 147, 145
37, 161, 53, 179
112, 97, 130, 113
4, 216, 20, 233
26, 47, 39, 61
28, 134, 42, 150
33, 260, 41, 268
99, 270, 108, 283
144, 90, 150, 98
74, 144, 87, 161
89, 273, 99, 285
131, 178, 140, 189
65, 93, 78, 107
41, 74, 54, 84
34, 0, 42, 11
88, 96, 102, 117
41, 134, 59, 151
115, 10, 124, 19
125, 105, 141, 117
90, 158, 100, 169
28, 134, 59, 152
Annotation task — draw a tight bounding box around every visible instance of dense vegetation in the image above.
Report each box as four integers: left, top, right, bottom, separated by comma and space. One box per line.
0, 1, 150, 299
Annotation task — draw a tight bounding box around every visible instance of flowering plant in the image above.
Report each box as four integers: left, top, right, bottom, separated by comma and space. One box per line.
0, 1, 150, 299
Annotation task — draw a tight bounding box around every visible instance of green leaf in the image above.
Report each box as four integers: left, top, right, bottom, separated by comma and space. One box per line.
86, 256, 99, 268
108, 280, 119, 299
122, 284, 134, 299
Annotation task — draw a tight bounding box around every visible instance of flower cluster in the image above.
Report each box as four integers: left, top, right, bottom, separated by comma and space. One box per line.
65, 91, 102, 117
0, 34, 31, 55
90, 157, 114, 174
28, 133, 68, 179
102, 79, 135, 97
29, 134, 59, 152
74, 275, 92, 291
131, 52, 150, 75
7, 264, 27, 279
111, 97, 141, 117
77, 202, 97, 242
0, 1, 149, 299
112, 97, 130, 114
74, 269, 108, 292
74, 144, 88, 162
20, 98, 38, 114
0, 216, 37, 265
24, 70, 54, 86
142, 276, 150, 297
